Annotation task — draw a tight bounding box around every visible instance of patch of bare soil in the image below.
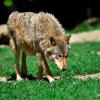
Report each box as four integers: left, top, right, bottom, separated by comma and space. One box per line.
0, 76, 7, 82
74, 73, 100, 80
1, 73, 100, 82
70, 30, 100, 43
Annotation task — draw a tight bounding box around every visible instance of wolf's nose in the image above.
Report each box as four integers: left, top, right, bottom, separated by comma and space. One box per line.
62, 69, 66, 71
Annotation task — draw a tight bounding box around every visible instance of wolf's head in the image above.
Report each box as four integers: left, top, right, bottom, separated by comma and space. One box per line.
39, 35, 71, 70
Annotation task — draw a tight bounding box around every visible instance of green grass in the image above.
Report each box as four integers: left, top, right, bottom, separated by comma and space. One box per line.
65, 21, 100, 34
0, 42, 100, 100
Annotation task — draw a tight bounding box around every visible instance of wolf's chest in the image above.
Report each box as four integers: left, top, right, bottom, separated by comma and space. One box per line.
19, 39, 37, 55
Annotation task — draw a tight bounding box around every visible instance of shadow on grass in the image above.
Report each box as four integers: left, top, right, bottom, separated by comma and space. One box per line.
4, 73, 60, 82
6, 73, 47, 81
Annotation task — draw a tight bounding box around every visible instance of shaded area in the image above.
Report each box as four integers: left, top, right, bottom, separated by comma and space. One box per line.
0, 73, 60, 82
0, 0, 100, 30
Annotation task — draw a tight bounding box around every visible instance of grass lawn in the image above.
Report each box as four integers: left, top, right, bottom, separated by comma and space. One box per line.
65, 21, 100, 33
0, 42, 100, 100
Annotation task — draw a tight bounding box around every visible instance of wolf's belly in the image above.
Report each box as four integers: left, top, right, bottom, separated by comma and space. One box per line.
18, 38, 37, 56
22, 45, 37, 56
24, 48, 36, 55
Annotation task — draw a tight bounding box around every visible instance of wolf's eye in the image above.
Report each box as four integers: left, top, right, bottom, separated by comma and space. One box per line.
65, 54, 69, 57
56, 54, 62, 59
58, 55, 62, 57
65, 55, 68, 57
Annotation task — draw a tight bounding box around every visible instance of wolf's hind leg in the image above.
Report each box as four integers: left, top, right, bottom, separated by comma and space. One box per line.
21, 51, 27, 78
10, 38, 22, 81
15, 50, 22, 80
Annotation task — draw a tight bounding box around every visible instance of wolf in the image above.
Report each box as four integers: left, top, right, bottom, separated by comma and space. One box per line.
7, 11, 71, 83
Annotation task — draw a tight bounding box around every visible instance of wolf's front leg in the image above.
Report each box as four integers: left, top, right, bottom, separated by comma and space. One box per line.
38, 53, 55, 83
37, 66, 44, 78
21, 51, 27, 78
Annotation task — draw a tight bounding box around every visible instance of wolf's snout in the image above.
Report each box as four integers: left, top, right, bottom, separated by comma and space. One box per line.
59, 65, 67, 71
54, 58, 67, 71
57, 65, 67, 71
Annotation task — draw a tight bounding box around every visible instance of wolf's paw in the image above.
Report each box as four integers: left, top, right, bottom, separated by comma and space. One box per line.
47, 75, 55, 83
16, 75, 23, 81
49, 77, 55, 83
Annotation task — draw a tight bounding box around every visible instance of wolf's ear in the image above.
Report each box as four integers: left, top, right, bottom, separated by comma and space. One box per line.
39, 38, 56, 51
65, 35, 71, 43
50, 37, 56, 46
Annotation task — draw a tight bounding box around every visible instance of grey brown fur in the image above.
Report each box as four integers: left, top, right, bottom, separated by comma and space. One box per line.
7, 11, 71, 82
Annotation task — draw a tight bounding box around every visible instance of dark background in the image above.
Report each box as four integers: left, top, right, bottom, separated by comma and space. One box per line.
0, 0, 99, 30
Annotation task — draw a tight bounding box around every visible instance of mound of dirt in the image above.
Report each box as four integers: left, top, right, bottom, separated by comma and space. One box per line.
0, 24, 9, 45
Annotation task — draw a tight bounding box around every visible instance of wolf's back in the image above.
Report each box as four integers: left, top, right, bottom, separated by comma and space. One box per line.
7, 11, 65, 54
8, 11, 65, 41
